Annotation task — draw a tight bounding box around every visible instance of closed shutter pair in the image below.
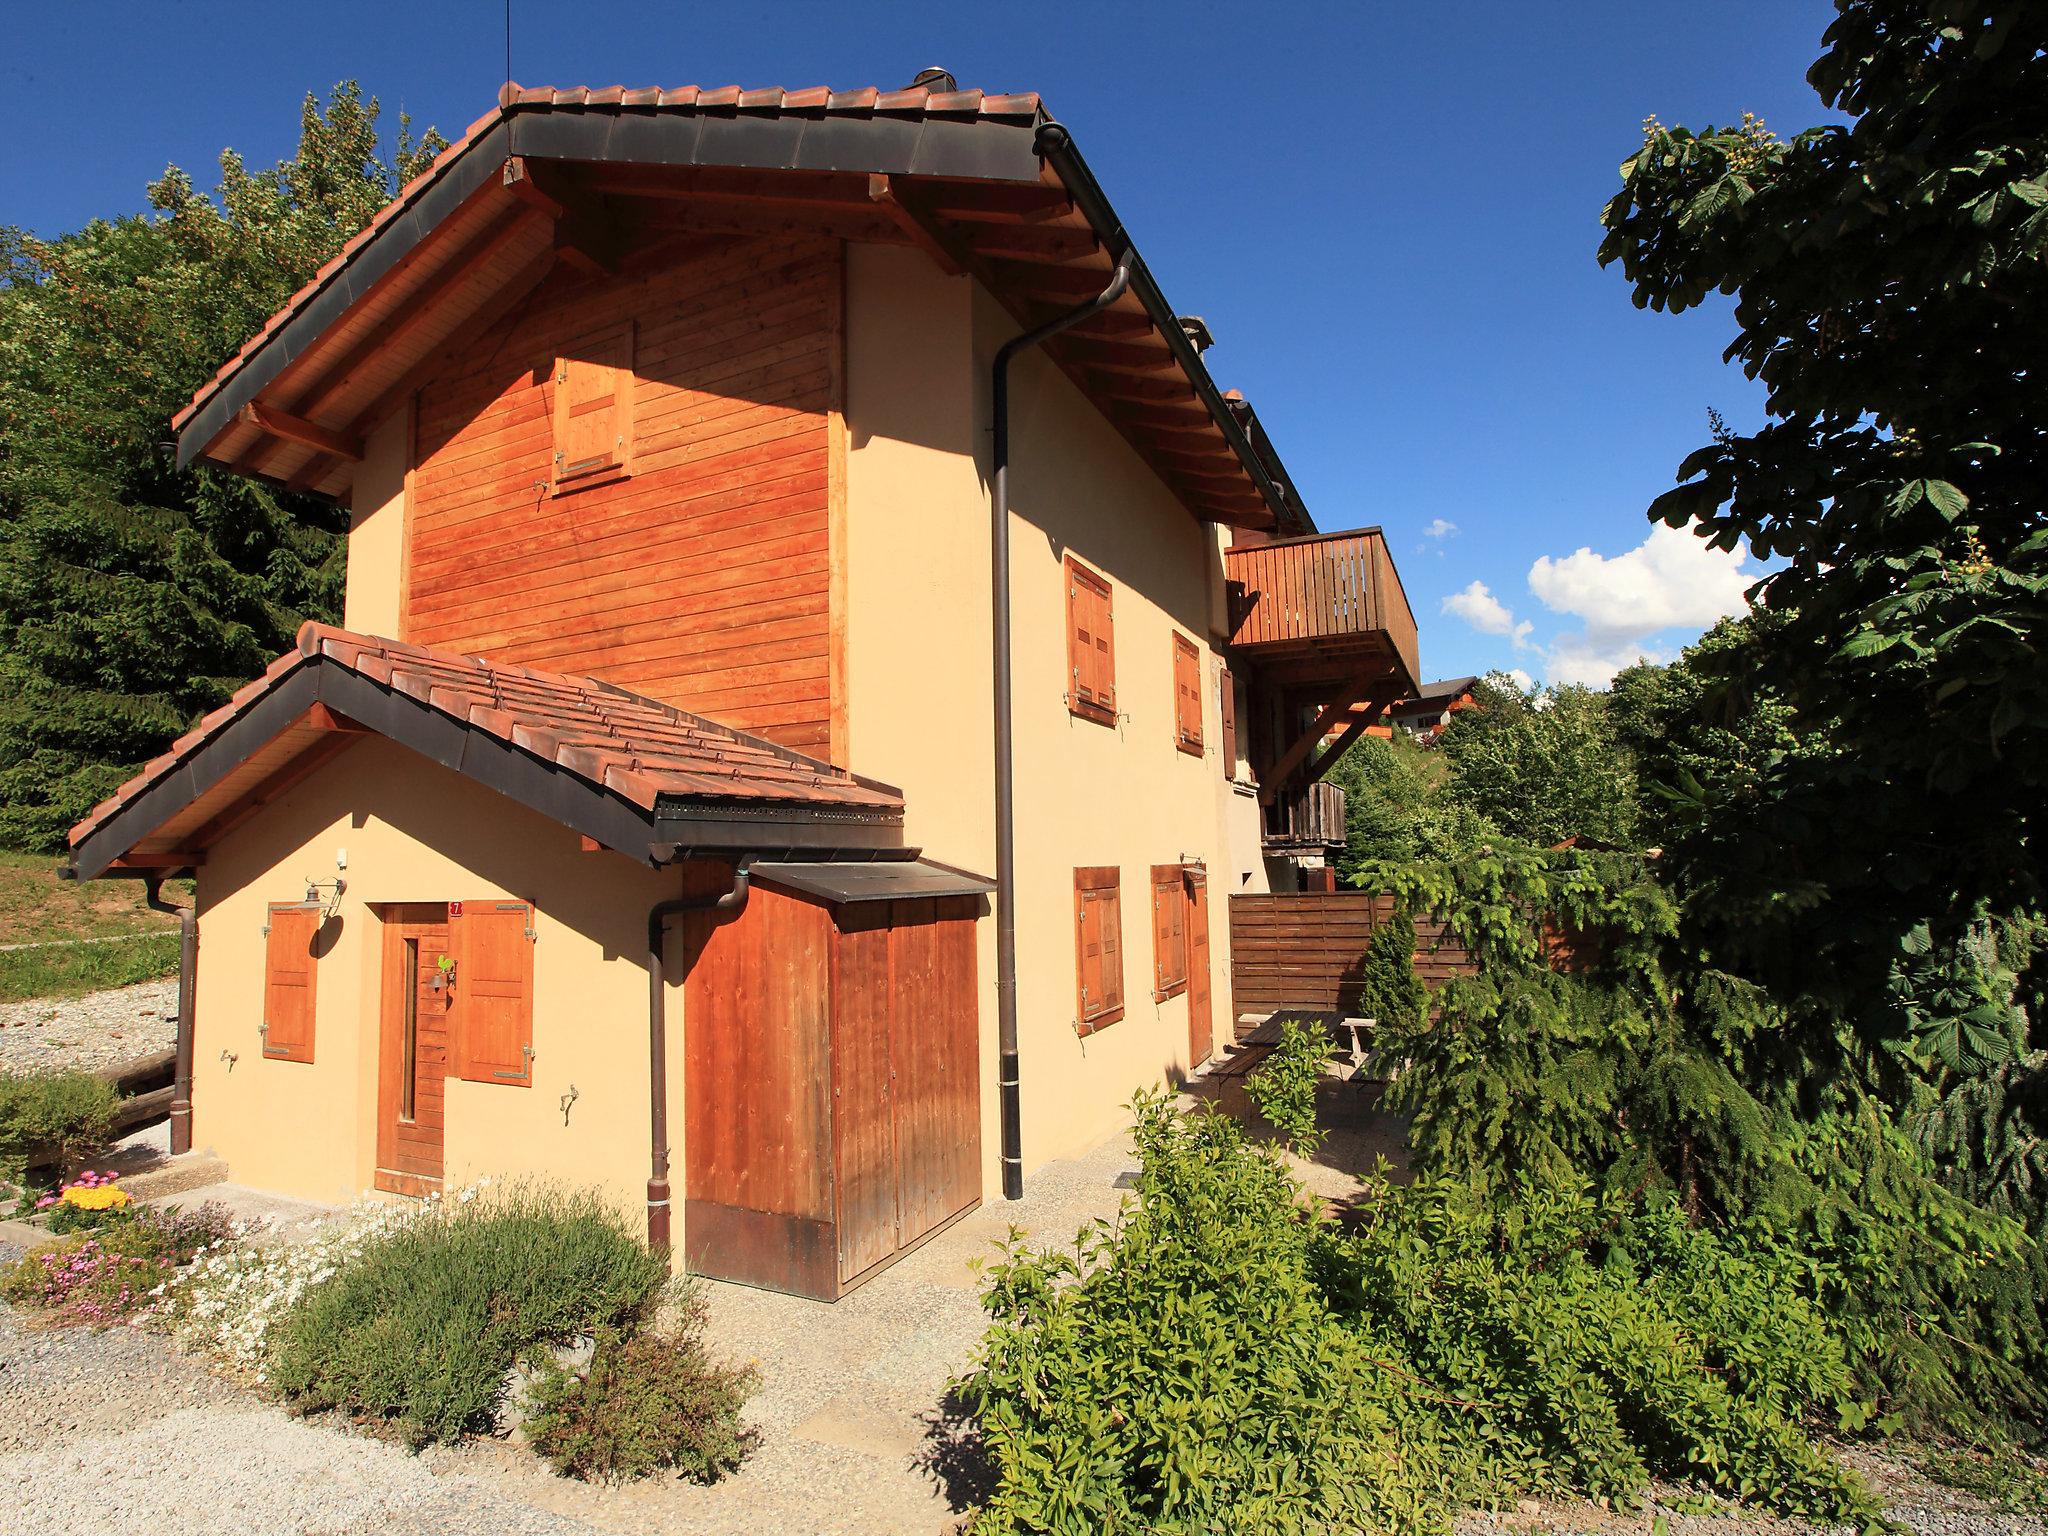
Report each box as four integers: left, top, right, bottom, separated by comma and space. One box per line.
262, 900, 534, 1083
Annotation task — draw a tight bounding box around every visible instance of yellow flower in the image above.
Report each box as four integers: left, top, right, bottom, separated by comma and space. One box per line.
60, 1184, 130, 1212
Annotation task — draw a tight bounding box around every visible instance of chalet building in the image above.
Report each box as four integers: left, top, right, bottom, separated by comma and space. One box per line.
1388, 676, 1480, 742
66, 77, 1419, 1299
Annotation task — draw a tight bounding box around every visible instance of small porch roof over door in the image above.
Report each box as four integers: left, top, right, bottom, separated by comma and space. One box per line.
65, 622, 907, 881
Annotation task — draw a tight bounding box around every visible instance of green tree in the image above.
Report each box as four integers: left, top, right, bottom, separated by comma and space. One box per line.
1597, 0, 2047, 1004
0, 84, 444, 848
1324, 730, 1493, 884
1437, 673, 1642, 848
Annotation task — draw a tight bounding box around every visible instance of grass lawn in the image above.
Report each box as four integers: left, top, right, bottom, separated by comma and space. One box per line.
0, 848, 185, 1003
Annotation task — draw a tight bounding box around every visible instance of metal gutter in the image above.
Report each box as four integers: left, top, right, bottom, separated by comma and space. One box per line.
645, 859, 754, 1255
991, 251, 1135, 1202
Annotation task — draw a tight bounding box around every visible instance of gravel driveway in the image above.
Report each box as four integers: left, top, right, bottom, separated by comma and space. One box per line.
0, 977, 177, 1075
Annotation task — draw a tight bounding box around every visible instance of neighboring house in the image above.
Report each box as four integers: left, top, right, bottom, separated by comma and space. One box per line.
1387, 676, 1479, 742
66, 76, 1418, 1300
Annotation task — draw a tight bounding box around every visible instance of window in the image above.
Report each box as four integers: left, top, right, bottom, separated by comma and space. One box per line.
1173, 634, 1203, 755
1066, 558, 1116, 725
1073, 867, 1125, 1031
1219, 662, 1239, 778
1150, 864, 1188, 1000
551, 323, 634, 493
451, 900, 536, 1085
262, 903, 321, 1063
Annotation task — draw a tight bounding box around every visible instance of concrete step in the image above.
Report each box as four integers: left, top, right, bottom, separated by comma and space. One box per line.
125, 1152, 230, 1203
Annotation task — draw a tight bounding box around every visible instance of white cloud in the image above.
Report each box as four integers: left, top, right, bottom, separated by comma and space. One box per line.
1505, 667, 1536, 692
1441, 580, 1532, 645
1423, 518, 1458, 540
1525, 524, 1753, 687
1545, 635, 1668, 688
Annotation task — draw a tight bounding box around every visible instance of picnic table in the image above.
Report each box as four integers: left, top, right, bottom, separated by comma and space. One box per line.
1205, 1009, 1369, 1077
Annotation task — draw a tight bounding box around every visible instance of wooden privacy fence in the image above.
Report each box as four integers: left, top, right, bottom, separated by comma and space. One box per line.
1227, 893, 1473, 1036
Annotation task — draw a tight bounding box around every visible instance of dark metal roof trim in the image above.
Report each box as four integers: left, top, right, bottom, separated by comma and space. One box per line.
751, 858, 995, 905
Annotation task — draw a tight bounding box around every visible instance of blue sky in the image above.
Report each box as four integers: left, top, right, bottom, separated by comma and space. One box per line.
1, 1, 1841, 689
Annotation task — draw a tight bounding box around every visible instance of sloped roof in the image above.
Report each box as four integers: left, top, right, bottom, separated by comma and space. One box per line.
1394, 676, 1481, 708
171, 78, 1312, 534
67, 623, 903, 879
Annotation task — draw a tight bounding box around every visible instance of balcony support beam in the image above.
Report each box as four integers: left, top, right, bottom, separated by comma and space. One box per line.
1301, 683, 1403, 789
1258, 667, 1394, 805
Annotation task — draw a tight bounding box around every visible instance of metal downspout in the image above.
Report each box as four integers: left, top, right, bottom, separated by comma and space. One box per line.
992, 158, 1134, 1199
143, 875, 197, 1156
644, 858, 754, 1255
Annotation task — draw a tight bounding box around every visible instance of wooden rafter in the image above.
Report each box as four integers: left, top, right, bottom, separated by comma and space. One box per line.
918, 182, 1075, 222
180, 727, 362, 853
286, 206, 540, 424
1301, 683, 1403, 787
238, 403, 363, 462
971, 224, 1101, 263
636, 201, 899, 243
503, 157, 620, 277
1258, 669, 1397, 804
866, 175, 964, 277
339, 246, 558, 441
581, 163, 876, 212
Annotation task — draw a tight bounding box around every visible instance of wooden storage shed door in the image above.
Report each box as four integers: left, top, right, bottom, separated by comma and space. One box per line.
831, 897, 981, 1287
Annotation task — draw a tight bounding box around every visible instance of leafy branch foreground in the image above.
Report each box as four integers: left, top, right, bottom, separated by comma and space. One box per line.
962, 1093, 1876, 1536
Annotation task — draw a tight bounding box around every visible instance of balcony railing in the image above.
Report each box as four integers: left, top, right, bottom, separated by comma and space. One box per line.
1263, 778, 1346, 850
1225, 528, 1419, 690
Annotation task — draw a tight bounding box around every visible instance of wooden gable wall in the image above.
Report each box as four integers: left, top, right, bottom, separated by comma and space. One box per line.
403, 235, 841, 756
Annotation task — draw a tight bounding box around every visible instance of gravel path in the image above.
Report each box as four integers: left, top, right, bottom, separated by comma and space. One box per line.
0, 977, 177, 1074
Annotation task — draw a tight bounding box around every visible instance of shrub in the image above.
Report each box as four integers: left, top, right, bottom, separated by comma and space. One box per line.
1355, 908, 1427, 1034
1244, 1016, 1327, 1153
1, 1221, 175, 1325
170, 1196, 427, 1373
1334, 1173, 1872, 1522
964, 1092, 1481, 1536
963, 1093, 1877, 1536
526, 1287, 755, 1483
141, 1198, 240, 1259
265, 1183, 670, 1446
0, 1069, 117, 1178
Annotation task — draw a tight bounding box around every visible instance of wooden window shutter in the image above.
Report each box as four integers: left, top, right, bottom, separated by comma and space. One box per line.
1150, 865, 1188, 998
261, 904, 320, 1063
451, 901, 536, 1085
1066, 558, 1116, 725
1219, 664, 1238, 777
551, 323, 634, 492
1074, 867, 1124, 1029
1173, 635, 1203, 756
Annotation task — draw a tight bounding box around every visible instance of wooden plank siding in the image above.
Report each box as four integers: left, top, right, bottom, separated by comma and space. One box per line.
1226, 892, 1473, 1034
405, 236, 841, 754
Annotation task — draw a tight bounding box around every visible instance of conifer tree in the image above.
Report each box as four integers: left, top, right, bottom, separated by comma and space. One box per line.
0, 85, 444, 848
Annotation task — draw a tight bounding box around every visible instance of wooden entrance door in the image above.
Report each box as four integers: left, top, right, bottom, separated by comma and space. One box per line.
1185, 868, 1212, 1066
377, 905, 451, 1197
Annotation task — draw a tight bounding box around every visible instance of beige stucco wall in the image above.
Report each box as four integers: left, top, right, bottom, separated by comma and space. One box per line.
844, 245, 1270, 1182
190, 735, 680, 1211
342, 406, 407, 637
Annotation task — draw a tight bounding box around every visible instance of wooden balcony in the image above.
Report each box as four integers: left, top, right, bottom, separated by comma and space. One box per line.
1263, 779, 1346, 851
1225, 527, 1419, 694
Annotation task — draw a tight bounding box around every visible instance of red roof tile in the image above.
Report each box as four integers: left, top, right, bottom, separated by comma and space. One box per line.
68, 623, 901, 849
